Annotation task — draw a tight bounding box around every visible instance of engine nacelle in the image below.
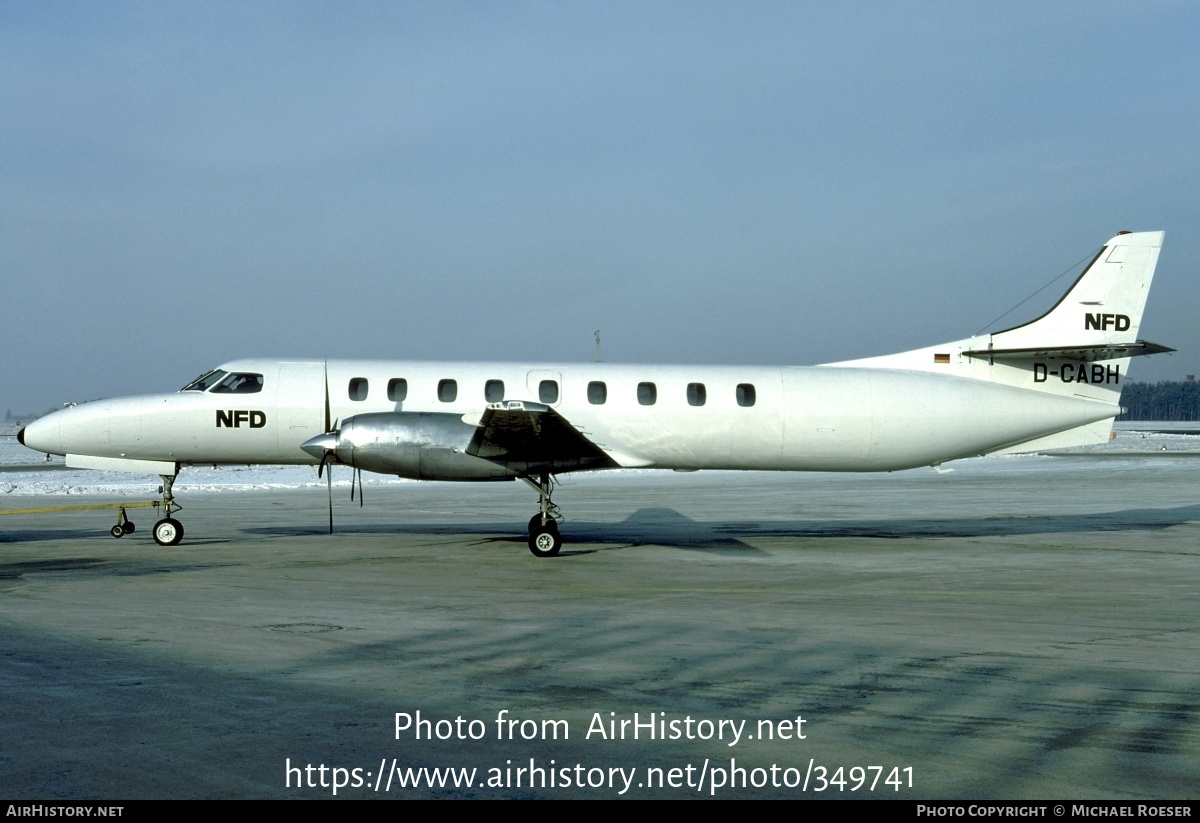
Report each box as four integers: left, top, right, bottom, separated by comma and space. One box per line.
333, 412, 517, 481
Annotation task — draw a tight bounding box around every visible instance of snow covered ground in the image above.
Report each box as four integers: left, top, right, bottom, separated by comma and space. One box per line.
0, 435, 405, 497
3, 422, 1199, 497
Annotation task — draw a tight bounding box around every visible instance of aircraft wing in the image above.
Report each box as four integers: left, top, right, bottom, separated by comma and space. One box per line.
466, 401, 620, 474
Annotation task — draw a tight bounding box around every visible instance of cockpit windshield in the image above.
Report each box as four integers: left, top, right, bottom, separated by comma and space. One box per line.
210, 372, 264, 394
181, 369, 227, 392
180, 369, 264, 393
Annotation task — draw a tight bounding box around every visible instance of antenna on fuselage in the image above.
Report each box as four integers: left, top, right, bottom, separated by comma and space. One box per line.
594, 330, 603, 362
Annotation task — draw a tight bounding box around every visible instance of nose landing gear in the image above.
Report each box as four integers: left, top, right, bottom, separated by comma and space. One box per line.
152, 471, 185, 547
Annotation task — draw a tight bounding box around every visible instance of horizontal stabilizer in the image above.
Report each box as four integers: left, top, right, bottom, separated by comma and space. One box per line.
962, 340, 1174, 363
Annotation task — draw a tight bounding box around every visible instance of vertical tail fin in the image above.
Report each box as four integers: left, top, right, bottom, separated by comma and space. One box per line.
967, 230, 1169, 407
988, 230, 1163, 351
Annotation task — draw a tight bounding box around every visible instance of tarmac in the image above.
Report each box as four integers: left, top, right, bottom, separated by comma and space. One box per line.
2, 458, 1198, 799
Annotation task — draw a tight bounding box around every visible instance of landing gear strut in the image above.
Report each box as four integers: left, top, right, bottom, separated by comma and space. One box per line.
152, 471, 184, 547
523, 472, 562, 557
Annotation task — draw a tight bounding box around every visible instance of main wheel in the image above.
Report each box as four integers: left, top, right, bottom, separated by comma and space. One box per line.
528, 514, 560, 534
111, 524, 125, 539
528, 525, 562, 558
153, 518, 184, 547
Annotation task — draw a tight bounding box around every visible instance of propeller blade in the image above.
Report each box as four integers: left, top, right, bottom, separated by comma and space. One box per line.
352, 466, 364, 507
326, 462, 333, 534
323, 361, 331, 435
317, 365, 337, 533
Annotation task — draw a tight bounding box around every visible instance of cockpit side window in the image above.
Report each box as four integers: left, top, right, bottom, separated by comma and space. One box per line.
210, 372, 264, 394
181, 369, 227, 392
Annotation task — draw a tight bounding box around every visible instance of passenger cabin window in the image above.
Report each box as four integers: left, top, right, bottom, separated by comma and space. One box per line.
736, 383, 756, 407
539, 380, 559, 404
439, 379, 458, 402
209, 372, 263, 394
485, 380, 504, 403
387, 378, 407, 402
587, 381, 607, 405
181, 369, 227, 392
348, 377, 368, 401
638, 382, 657, 406
687, 383, 706, 406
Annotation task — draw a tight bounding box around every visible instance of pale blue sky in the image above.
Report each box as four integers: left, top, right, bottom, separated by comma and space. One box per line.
4, 1, 1198, 412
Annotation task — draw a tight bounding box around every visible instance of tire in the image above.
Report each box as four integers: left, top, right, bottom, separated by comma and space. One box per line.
111, 525, 125, 539
122, 521, 136, 534
153, 518, 184, 547
528, 514, 560, 534
528, 525, 562, 558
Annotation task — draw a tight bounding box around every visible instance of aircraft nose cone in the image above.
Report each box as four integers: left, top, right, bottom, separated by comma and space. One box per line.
301, 432, 337, 459
16, 415, 59, 454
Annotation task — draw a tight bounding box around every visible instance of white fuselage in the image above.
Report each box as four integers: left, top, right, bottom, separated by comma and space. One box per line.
14, 230, 1163, 555
23, 358, 1118, 476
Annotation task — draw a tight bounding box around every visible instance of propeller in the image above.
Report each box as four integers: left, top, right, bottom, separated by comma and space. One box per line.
302, 362, 340, 534
301, 363, 367, 529
321, 362, 363, 509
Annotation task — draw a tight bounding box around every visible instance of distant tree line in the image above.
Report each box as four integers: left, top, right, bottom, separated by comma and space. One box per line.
4, 409, 45, 423
1119, 380, 1200, 420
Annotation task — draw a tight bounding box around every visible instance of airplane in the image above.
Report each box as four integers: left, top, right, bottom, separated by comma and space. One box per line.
18, 230, 1170, 557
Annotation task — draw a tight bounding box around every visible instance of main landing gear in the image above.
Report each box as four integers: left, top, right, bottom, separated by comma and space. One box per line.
152, 472, 185, 547
523, 472, 562, 558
